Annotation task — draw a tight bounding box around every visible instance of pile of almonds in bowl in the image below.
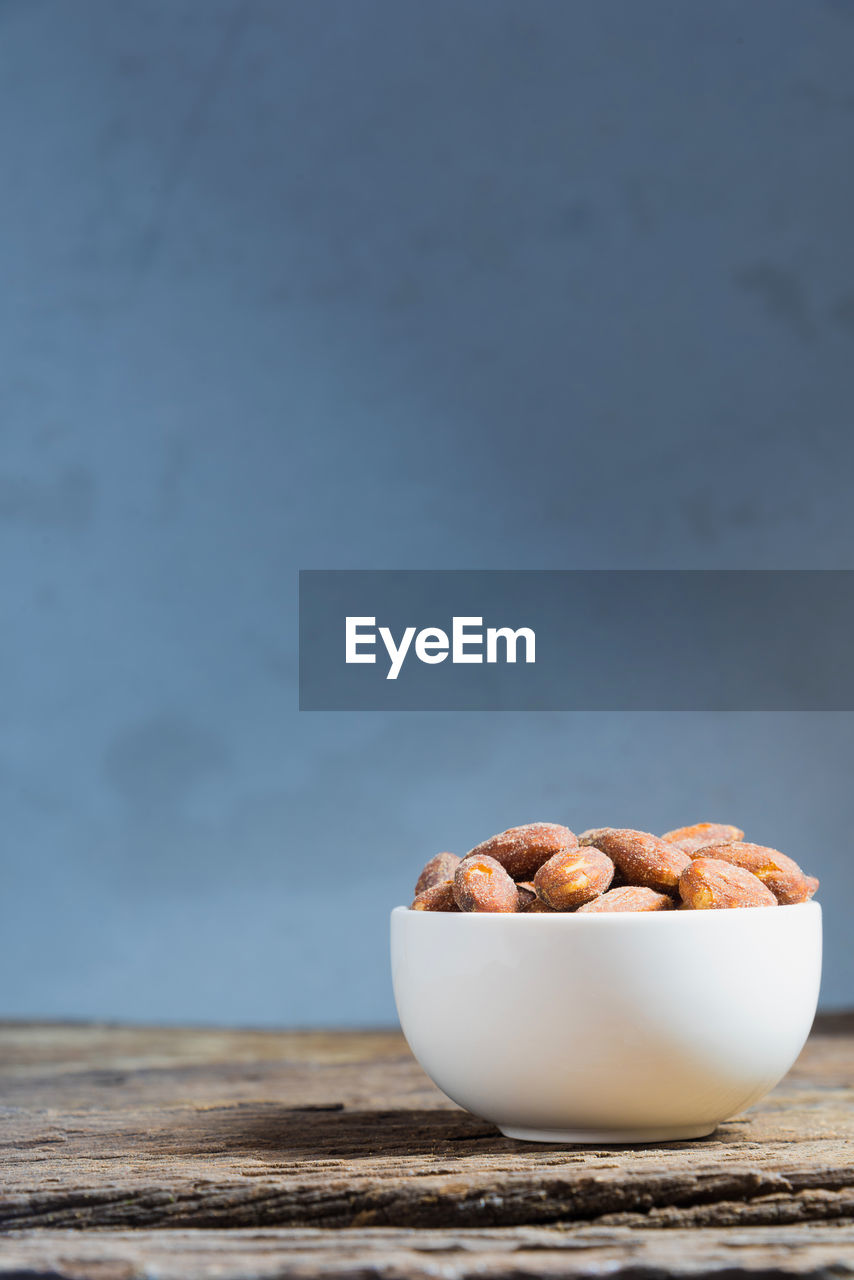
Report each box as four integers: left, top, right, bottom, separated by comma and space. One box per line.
410, 822, 820, 913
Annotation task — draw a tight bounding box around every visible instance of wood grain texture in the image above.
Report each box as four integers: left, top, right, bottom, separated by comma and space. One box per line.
0, 1018, 852, 1275
2, 1225, 854, 1280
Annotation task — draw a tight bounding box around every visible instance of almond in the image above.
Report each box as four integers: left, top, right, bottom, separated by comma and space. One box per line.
577, 827, 616, 845
411, 881, 458, 912
586, 828, 689, 893
454, 855, 519, 913
465, 823, 577, 880
525, 897, 558, 913
691, 841, 813, 905
661, 822, 745, 855
414, 852, 461, 896
533, 847, 614, 911
679, 857, 777, 909
577, 886, 675, 913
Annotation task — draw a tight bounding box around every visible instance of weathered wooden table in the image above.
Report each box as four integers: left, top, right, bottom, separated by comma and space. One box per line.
0, 1017, 852, 1277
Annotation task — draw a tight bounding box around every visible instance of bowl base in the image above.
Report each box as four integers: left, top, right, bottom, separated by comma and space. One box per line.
499, 1123, 717, 1145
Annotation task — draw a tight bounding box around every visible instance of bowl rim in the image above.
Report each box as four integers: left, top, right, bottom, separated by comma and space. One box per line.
392, 900, 821, 923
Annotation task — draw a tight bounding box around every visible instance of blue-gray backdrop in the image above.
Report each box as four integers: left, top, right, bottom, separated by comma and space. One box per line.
1, 0, 853, 1023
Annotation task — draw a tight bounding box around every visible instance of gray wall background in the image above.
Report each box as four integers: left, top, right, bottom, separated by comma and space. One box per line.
1, 0, 853, 1024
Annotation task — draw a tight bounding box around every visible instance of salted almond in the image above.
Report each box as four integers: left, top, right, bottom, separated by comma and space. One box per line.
577, 886, 675, 913
679, 857, 777, 909
692, 842, 813, 905
661, 822, 744, 855
577, 827, 615, 846
525, 897, 558, 913
586, 829, 689, 893
533, 847, 614, 911
454, 855, 519, 913
414, 852, 461, 896
411, 882, 458, 912
465, 823, 577, 880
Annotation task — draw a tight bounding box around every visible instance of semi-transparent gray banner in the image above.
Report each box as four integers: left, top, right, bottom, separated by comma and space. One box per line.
298, 570, 853, 710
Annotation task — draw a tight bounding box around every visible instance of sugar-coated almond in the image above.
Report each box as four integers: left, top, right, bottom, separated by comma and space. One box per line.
691, 841, 812, 905
414, 851, 461, 896
679, 857, 777, 909
661, 822, 745, 855
465, 823, 577, 880
454, 855, 519, 913
533, 847, 614, 911
411, 881, 458, 912
576, 886, 675, 913
587, 829, 690, 893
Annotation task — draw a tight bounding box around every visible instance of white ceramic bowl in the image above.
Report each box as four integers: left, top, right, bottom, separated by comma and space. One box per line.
391, 902, 821, 1143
